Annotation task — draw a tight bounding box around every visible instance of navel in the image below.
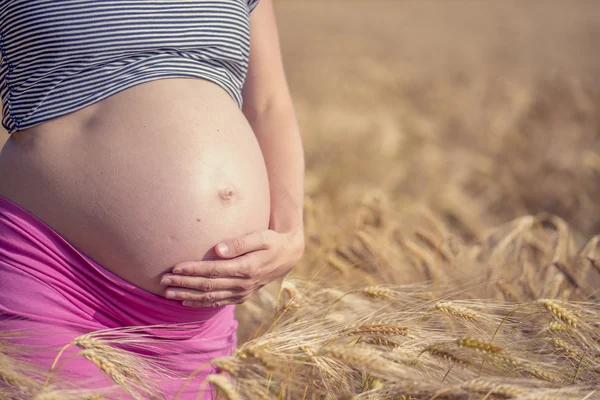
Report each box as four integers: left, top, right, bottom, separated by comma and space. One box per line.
218, 183, 237, 203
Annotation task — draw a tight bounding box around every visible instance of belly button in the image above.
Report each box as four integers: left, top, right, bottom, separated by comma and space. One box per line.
218, 184, 238, 203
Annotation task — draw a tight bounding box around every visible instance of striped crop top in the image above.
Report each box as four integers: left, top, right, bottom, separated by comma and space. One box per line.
0, 0, 260, 134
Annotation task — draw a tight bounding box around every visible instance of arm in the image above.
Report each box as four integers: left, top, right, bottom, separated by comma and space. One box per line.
242, 0, 305, 242
160, 0, 305, 307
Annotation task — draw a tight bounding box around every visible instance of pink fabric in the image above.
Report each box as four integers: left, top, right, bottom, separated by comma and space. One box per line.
0, 195, 237, 399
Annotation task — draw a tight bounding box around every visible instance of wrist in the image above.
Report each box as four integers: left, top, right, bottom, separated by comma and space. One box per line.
279, 227, 305, 260
269, 215, 303, 239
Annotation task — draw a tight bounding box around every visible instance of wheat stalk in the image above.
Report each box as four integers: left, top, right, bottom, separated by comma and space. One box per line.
206, 374, 241, 400
238, 346, 279, 372
421, 347, 472, 367
362, 337, 401, 349
343, 323, 409, 337
32, 389, 108, 400
210, 356, 241, 377
547, 321, 573, 333
435, 301, 479, 321
457, 338, 505, 354
319, 345, 408, 379
361, 286, 393, 300
71, 335, 162, 400
0, 353, 41, 395
550, 338, 580, 358
536, 299, 578, 327
461, 378, 526, 398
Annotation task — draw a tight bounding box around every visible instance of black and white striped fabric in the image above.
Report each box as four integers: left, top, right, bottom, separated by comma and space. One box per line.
0, 0, 261, 133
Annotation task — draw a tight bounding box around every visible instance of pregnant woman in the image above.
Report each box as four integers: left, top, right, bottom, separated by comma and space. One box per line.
0, 0, 304, 398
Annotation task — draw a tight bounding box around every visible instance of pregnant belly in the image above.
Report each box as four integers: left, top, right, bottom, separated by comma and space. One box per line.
0, 79, 271, 295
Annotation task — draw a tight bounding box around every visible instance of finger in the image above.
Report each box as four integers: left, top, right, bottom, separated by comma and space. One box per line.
182, 295, 251, 308
163, 287, 240, 302
161, 275, 250, 292
215, 230, 274, 259
171, 254, 262, 279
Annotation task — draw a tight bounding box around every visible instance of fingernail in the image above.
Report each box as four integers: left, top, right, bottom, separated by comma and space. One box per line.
217, 243, 229, 255
161, 278, 172, 285
173, 267, 183, 274
166, 290, 176, 299
182, 301, 192, 306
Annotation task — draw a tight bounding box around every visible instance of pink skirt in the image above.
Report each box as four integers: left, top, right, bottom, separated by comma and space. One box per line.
0, 195, 237, 399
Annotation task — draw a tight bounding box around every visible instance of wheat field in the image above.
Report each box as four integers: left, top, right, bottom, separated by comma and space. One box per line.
2, 1, 600, 399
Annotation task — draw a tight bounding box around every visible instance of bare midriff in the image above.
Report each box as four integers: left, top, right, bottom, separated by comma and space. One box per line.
0, 79, 271, 295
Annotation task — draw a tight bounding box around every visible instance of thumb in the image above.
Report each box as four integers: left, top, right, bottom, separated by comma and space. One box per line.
215, 231, 270, 258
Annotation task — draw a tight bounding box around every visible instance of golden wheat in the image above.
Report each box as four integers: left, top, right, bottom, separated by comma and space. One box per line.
536, 299, 578, 328
343, 323, 409, 337
461, 378, 526, 398
434, 301, 479, 321
205, 374, 241, 400
456, 338, 505, 354
361, 286, 393, 300
421, 347, 472, 368
0, 354, 41, 395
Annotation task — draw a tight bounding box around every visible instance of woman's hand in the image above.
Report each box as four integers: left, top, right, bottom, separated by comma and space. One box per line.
160, 229, 304, 307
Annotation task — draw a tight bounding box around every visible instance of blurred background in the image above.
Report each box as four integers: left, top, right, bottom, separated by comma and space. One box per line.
276, 0, 600, 240
3, 0, 599, 239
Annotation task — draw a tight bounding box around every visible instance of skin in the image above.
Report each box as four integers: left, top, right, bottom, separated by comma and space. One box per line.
160, 0, 306, 307
0, 0, 304, 302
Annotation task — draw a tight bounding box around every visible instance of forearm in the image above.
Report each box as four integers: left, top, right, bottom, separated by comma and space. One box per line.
246, 104, 305, 237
